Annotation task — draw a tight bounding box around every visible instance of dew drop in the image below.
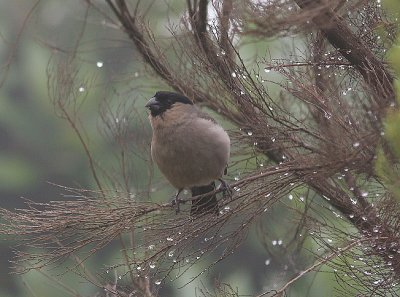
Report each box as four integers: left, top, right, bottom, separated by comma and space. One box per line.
353, 142, 360, 148
78, 86, 85, 92
288, 194, 293, 200
155, 280, 161, 285
264, 68, 271, 73
149, 263, 156, 269
231, 72, 237, 78
96, 61, 104, 68
265, 259, 271, 265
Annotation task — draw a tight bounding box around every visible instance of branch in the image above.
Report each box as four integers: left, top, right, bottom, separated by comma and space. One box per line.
294, 0, 394, 108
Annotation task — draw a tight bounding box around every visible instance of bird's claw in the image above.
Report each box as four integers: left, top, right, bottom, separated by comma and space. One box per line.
218, 179, 232, 199
171, 196, 186, 214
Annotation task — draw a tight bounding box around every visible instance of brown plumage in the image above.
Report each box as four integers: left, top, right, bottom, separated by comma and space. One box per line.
146, 91, 230, 215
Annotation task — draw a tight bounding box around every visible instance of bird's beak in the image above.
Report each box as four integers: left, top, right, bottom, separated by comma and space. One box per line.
145, 97, 159, 109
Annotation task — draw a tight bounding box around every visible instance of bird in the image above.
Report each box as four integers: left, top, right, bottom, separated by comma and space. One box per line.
145, 91, 230, 215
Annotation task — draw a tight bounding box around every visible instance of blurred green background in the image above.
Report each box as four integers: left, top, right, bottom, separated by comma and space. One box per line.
0, 1, 341, 296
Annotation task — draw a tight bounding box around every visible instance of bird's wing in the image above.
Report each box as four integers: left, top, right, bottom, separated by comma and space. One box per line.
195, 108, 218, 124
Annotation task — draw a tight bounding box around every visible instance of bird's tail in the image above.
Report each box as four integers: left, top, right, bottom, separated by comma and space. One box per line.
190, 182, 219, 216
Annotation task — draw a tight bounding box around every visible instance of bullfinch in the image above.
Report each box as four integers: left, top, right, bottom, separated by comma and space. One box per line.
146, 91, 230, 215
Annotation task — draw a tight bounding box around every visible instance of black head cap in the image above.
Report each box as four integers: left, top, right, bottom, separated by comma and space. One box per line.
145, 91, 193, 117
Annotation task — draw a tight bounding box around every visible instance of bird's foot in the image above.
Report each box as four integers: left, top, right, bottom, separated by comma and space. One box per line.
171, 191, 186, 214
218, 178, 232, 199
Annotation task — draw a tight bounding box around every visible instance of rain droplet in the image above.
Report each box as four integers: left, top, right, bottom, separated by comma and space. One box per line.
231, 72, 237, 78
148, 244, 155, 250
288, 194, 293, 200
265, 259, 271, 265
78, 86, 85, 92
264, 68, 271, 73
155, 280, 161, 285
167, 237, 174, 242
353, 142, 360, 148
361, 191, 368, 197
247, 131, 253, 136
149, 263, 156, 269
96, 61, 104, 68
